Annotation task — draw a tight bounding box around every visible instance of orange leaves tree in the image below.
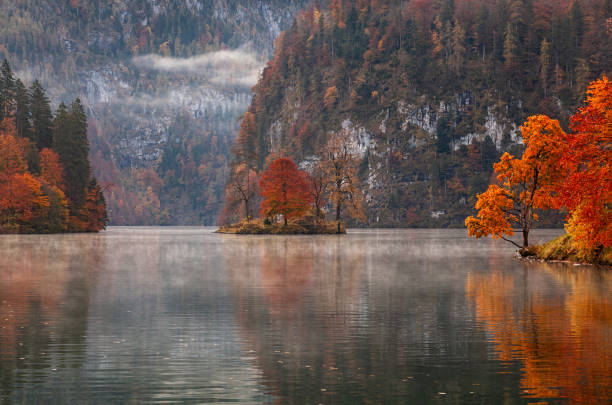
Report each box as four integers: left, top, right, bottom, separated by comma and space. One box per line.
556, 77, 611, 253
259, 158, 313, 225
322, 132, 365, 233
466, 115, 565, 249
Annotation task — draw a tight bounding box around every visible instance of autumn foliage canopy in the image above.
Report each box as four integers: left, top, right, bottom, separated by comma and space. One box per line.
467, 77, 611, 255
259, 158, 313, 224
0, 61, 107, 233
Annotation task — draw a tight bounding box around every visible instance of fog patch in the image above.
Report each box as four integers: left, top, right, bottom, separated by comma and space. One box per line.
132, 47, 263, 88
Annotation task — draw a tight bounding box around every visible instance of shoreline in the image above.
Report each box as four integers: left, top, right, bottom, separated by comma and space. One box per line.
216, 220, 346, 235
521, 234, 611, 267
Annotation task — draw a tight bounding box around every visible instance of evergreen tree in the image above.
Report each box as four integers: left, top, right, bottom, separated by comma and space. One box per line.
30, 80, 54, 149
53, 99, 91, 210
570, 0, 584, 50
14, 79, 31, 139
440, 0, 455, 24
476, 3, 490, 60
503, 22, 518, 69
0, 60, 15, 122
540, 39, 551, 96
481, 136, 498, 171
450, 19, 466, 76
436, 115, 452, 154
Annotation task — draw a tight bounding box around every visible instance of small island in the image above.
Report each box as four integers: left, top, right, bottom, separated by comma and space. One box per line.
217, 216, 345, 235
219, 135, 364, 235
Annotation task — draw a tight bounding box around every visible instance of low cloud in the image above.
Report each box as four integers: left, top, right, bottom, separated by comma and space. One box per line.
132, 47, 263, 88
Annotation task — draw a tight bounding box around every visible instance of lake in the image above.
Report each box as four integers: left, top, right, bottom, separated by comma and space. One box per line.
1, 227, 610, 403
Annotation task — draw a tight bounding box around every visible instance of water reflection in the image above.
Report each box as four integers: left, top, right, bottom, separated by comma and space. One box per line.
466, 264, 612, 403
0, 234, 103, 402
0, 228, 610, 403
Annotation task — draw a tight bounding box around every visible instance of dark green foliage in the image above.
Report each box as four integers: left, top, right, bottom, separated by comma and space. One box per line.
14, 79, 31, 139
29, 81, 54, 150
436, 115, 452, 154
0, 59, 15, 122
53, 99, 91, 210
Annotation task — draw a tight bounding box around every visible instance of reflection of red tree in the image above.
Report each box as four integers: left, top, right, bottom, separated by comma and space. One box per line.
259, 241, 314, 319
225, 237, 368, 401
466, 267, 612, 403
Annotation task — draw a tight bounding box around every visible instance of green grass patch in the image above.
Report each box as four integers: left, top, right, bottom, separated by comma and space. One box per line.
536, 234, 612, 266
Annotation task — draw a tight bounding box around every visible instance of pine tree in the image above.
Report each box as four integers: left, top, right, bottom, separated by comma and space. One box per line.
570, 0, 584, 50
540, 39, 551, 96
440, 0, 455, 24
0, 60, 15, 122
30, 80, 54, 150
450, 19, 466, 76
53, 99, 91, 210
503, 22, 518, 69
476, 3, 490, 60
14, 79, 31, 140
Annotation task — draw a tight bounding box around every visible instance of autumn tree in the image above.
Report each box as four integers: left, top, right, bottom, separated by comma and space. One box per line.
306, 159, 329, 222
224, 163, 260, 223
466, 116, 566, 249
322, 132, 365, 233
80, 179, 108, 232
556, 77, 611, 253
233, 111, 258, 169
0, 173, 50, 233
0, 118, 27, 178
259, 158, 313, 225
39, 148, 64, 188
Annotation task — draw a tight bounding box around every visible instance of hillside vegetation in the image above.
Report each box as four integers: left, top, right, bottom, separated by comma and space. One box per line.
225, 0, 611, 227
0, 0, 310, 225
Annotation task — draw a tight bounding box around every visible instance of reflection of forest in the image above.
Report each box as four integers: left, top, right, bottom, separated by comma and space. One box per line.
224, 233, 528, 403
0, 234, 104, 401
466, 264, 612, 404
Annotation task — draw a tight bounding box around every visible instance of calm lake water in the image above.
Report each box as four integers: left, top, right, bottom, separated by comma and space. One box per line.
0, 227, 610, 404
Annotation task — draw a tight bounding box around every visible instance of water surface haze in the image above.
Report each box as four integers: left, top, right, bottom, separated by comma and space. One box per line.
1, 228, 610, 403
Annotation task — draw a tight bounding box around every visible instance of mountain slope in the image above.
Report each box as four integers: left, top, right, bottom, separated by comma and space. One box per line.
226, 0, 611, 227
0, 0, 311, 224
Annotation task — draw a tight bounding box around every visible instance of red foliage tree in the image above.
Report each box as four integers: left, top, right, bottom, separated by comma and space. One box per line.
259, 158, 313, 225
39, 148, 64, 188
556, 76, 612, 251
0, 173, 50, 233
0, 119, 27, 179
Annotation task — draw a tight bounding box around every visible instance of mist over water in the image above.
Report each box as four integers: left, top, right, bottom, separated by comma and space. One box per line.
1, 228, 610, 403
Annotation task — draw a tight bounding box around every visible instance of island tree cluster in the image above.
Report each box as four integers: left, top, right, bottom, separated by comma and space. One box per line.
0, 60, 107, 233
222, 132, 365, 231
222, 0, 610, 227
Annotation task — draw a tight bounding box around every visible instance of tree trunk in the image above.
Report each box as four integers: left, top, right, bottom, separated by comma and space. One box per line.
284, 216, 288, 226
523, 228, 529, 248
336, 204, 342, 234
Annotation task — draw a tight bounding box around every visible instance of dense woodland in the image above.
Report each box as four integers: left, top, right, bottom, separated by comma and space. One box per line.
0, 0, 310, 225
225, 0, 611, 227
0, 60, 106, 233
